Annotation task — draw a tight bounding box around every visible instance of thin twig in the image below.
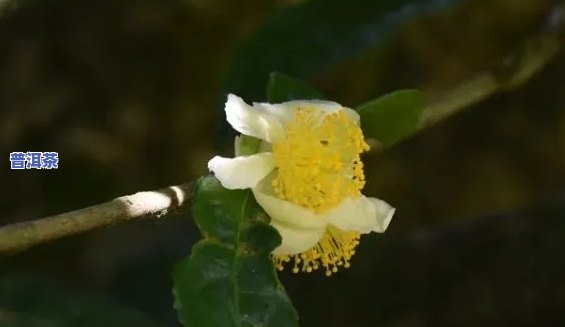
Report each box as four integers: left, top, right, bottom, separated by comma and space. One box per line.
0, 4, 562, 255
0, 182, 194, 254
418, 5, 562, 129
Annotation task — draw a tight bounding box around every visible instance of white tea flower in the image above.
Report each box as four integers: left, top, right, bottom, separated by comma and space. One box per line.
208, 94, 395, 275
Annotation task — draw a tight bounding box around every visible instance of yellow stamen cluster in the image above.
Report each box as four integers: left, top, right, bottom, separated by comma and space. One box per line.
275, 227, 361, 276
271, 107, 369, 275
272, 108, 369, 213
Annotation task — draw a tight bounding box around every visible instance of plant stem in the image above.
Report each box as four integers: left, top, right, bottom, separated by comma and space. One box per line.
0, 4, 562, 255
418, 9, 562, 129
0, 182, 194, 254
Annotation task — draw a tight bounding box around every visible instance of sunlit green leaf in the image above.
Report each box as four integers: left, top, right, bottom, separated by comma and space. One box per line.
356, 89, 422, 147
173, 176, 298, 327
267, 72, 323, 103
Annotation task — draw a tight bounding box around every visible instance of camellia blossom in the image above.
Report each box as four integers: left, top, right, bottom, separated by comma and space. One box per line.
208, 94, 395, 276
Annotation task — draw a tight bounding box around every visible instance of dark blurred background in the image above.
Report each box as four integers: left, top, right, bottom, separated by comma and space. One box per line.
1, 0, 565, 326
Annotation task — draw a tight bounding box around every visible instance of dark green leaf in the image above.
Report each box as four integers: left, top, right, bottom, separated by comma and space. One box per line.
0, 272, 163, 327
267, 72, 323, 103
173, 176, 298, 327
356, 89, 422, 146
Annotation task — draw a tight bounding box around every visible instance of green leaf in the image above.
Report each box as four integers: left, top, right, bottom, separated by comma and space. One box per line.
267, 72, 323, 103
356, 89, 423, 147
173, 176, 298, 327
0, 272, 163, 327
235, 135, 262, 156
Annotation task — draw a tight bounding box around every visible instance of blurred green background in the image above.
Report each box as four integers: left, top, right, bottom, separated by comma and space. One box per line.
1, 0, 565, 326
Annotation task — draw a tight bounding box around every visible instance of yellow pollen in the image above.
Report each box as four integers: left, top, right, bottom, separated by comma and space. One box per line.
271, 107, 369, 213
271, 106, 369, 275
274, 227, 361, 276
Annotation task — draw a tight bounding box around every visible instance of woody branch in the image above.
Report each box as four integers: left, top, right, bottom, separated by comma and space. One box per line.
0, 8, 560, 254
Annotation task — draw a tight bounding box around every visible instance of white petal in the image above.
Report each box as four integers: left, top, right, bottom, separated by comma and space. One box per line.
367, 197, 395, 232
269, 221, 325, 255
207, 153, 275, 190
252, 176, 327, 255
225, 94, 285, 143
252, 176, 327, 229
254, 100, 360, 126
324, 196, 395, 234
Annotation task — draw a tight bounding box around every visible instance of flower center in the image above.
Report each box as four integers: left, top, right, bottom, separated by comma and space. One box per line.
271, 106, 370, 275
271, 107, 369, 213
